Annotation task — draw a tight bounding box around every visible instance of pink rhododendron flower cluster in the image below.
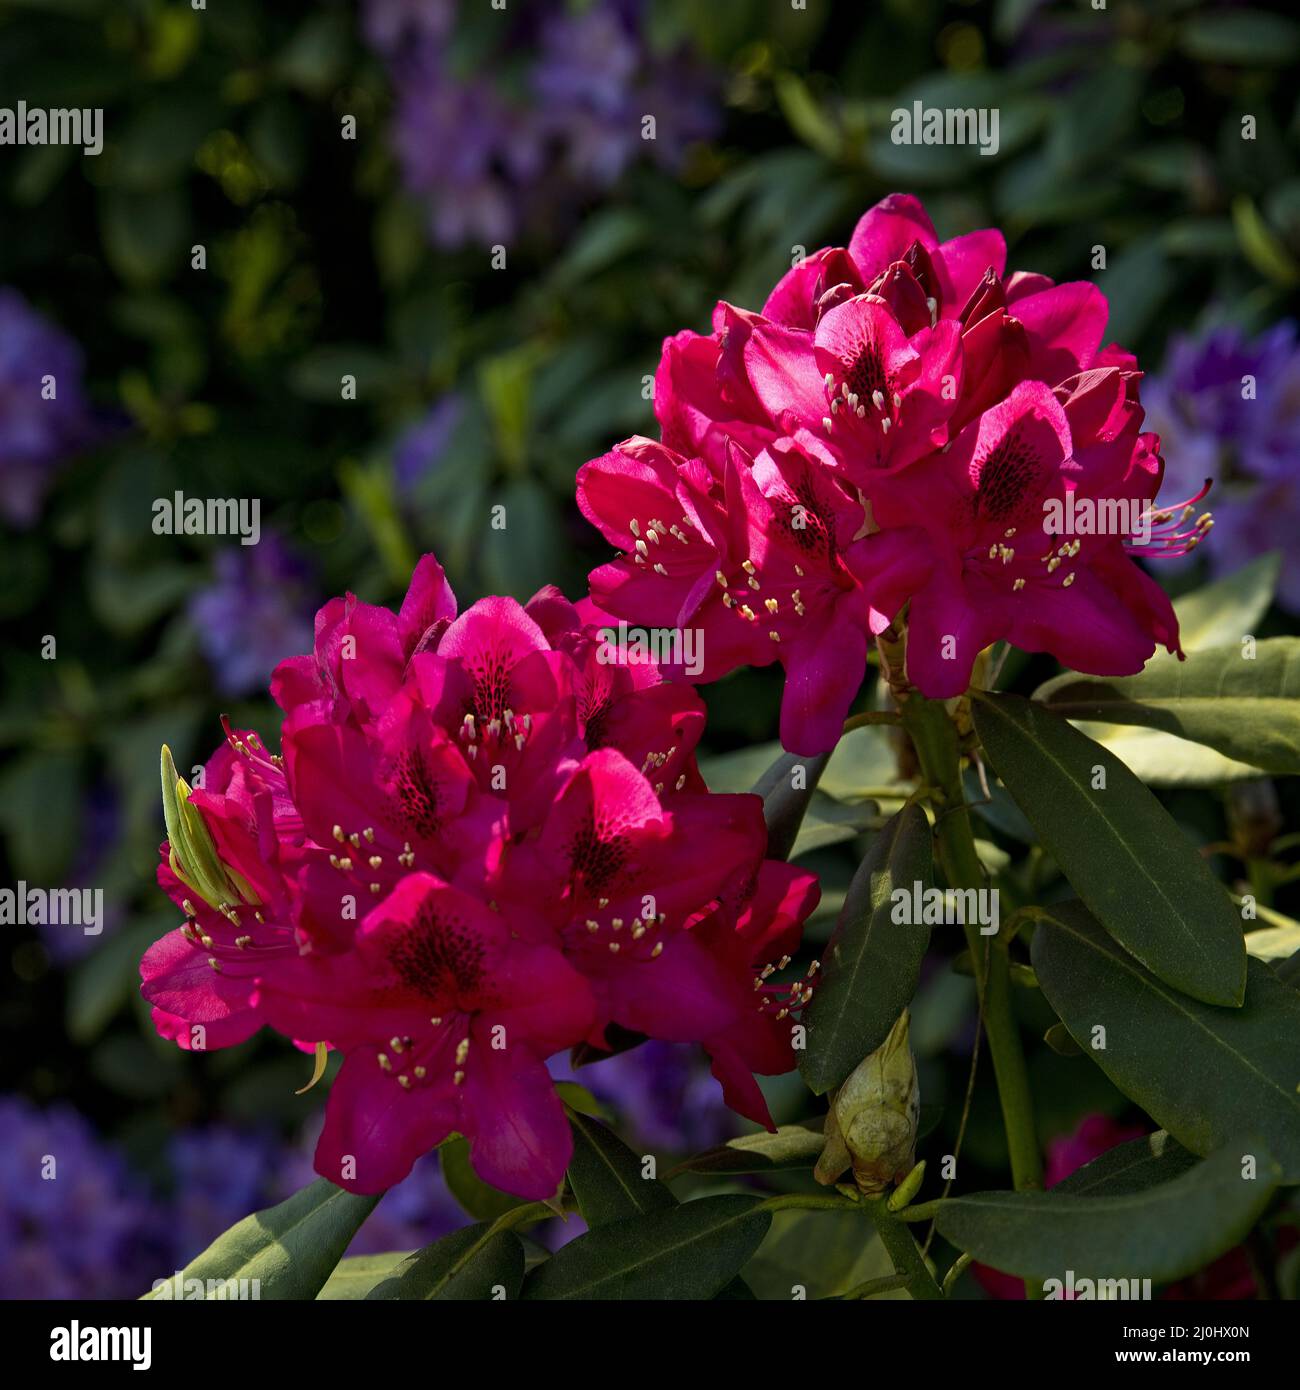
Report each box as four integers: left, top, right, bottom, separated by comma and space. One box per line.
579, 193, 1203, 753
143, 556, 818, 1199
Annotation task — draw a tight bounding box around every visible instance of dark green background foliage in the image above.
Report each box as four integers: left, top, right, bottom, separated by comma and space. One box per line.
1, 0, 1298, 1291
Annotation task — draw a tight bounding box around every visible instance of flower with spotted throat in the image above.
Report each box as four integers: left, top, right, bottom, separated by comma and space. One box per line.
144, 554, 819, 1199
580, 191, 1198, 739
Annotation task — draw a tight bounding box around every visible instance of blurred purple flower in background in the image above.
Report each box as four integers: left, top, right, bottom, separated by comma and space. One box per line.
2, 1041, 736, 1295
362, 0, 721, 248
188, 532, 316, 697
552, 1040, 736, 1155
0, 1097, 163, 1299
169, 1126, 279, 1266
1144, 320, 1300, 610
0, 290, 100, 527
394, 394, 462, 494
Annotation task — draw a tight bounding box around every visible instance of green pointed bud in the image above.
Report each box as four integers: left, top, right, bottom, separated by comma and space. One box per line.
160, 746, 187, 869
886, 1158, 927, 1212
816, 1010, 919, 1199
160, 744, 235, 911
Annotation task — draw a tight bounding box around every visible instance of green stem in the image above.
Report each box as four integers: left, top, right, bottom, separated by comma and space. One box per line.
900, 693, 1045, 1298
864, 1199, 944, 1300
841, 710, 904, 731
889, 1198, 944, 1223
839, 1272, 909, 1300
757, 1192, 861, 1216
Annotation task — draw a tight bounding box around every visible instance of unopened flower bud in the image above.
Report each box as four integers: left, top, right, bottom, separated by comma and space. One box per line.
160, 744, 248, 911
814, 1010, 919, 1197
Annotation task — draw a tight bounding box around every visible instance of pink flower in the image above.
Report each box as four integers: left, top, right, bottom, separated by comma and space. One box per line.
873, 377, 1184, 697
255, 873, 594, 1198
145, 557, 819, 1197
578, 431, 928, 753
581, 191, 1196, 730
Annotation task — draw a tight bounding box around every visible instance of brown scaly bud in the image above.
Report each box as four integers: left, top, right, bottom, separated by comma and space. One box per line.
813, 1010, 919, 1198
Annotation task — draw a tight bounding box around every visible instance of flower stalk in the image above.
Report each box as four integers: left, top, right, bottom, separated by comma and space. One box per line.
895, 675, 1045, 1298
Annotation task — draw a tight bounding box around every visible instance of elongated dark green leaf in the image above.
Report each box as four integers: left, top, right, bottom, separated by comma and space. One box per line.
1034, 639, 1300, 774
317, 1252, 412, 1300
144, 1178, 379, 1300
752, 748, 831, 861
1276, 950, 1300, 989
1051, 1132, 1198, 1197
1032, 903, 1300, 1180
520, 1195, 770, 1300
565, 1114, 754, 1299
790, 794, 878, 857
936, 1140, 1279, 1283
799, 803, 933, 1093
440, 1137, 526, 1222
567, 1112, 675, 1227
368, 1223, 525, 1300
973, 692, 1245, 1006
743, 1209, 905, 1301
669, 1123, 825, 1177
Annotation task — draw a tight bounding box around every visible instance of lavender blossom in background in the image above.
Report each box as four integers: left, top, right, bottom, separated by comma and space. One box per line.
168, 1126, 280, 1268
188, 532, 316, 697
1143, 320, 1300, 610
394, 394, 462, 494
0, 1097, 164, 1299
551, 1040, 737, 1155
0, 290, 100, 527
362, 0, 721, 248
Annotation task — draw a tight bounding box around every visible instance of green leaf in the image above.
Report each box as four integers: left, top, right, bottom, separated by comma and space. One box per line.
936, 1140, 1279, 1283
1072, 722, 1258, 787
482, 477, 565, 603
564, 1115, 754, 1299
100, 186, 189, 285
144, 1179, 379, 1300
520, 1195, 770, 1300
317, 1252, 412, 1300
1051, 1132, 1198, 1197
972, 692, 1245, 1007
1043, 1021, 1082, 1058
1032, 903, 1300, 1181
1245, 916, 1300, 962
789, 794, 877, 857
439, 1137, 526, 1223
566, 1112, 675, 1227
553, 1081, 606, 1118
774, 71, 842, 161
1034, 639, 1300, 775
670, 1123, 826, 1177
799, 803, 934, 1093
368, 1223, 525, 1301
1233, 196, 1300, 287
743, 1209, 905, 1300
66, 920, 161, 1044
1174, 554, 1280, 650
1180, 9, 1300, 67
752, 748, 832, 861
